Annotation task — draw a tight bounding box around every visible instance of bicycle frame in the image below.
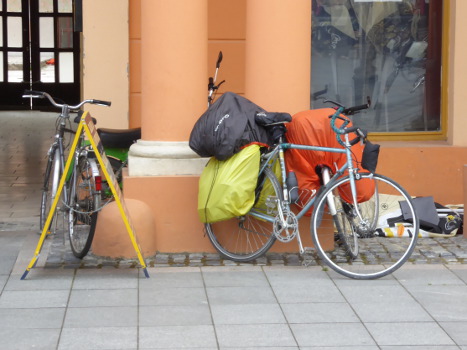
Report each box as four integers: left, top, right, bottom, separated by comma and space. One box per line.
250, 132, 367, 253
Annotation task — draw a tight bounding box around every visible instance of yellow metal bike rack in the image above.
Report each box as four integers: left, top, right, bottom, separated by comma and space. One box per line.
21, 112, 149, 279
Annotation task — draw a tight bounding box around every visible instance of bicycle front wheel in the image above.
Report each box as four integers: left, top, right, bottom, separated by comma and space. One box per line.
68, 156, 99, 258
40, 148, 61, 231
205, 167, 280, 262
311, 173, 419, 279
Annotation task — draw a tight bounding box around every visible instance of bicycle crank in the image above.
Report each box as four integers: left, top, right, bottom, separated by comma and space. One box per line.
273, 208, 298, 242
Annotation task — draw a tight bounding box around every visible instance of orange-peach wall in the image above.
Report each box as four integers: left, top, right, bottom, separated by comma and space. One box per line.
208, 0, 246, 96
377, 144, 467, 205
129, 0, 142, 128
140, 0, 208, 141
82, 0, 129, 129
119, 0, 467, 256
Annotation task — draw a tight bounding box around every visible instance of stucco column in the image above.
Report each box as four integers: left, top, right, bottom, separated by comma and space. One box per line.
129, 0, 208, 176
245, 0, 311, 115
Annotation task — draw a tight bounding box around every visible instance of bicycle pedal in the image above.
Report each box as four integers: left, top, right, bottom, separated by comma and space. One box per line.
301, 246, 315, 254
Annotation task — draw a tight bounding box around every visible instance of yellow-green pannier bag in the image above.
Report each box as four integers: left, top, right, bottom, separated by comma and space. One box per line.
198, 144, 260, 223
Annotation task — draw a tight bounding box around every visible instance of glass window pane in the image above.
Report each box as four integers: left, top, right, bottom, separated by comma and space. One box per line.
0, 53, 3, 82
41, 52, 55, 82
40, 17, 54, 48
8, 52, 22, 82
58, 0, 73, 13
0, 2, 2, 12
7, 0, 22, 12
39, 0, 54, 13
58, 17, 73, 48
59, 52, 73, 82
7, 17, 22, 47
0, 18, 3, 46
311, 0, 440, 133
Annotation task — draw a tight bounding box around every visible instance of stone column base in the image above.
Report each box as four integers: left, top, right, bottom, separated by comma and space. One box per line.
128, 140, 208, 176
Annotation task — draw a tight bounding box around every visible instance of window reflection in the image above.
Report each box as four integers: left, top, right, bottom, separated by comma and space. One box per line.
8, 52, 23, 82
58, 17, 73, 48
39, 0, 54, 13
7, 0, 21, 12
41, 52, 55, 82
311, 0, 441, 133
39, 17, 54, 48
7, 17, 22, 48
59, 52, 73, 82
58, 0, 73, 13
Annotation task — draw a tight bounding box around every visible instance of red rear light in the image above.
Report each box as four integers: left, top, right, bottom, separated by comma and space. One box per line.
95, 176, 102, 191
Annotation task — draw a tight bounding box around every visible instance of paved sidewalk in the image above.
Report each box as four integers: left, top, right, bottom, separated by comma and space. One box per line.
1, 233, 466, 350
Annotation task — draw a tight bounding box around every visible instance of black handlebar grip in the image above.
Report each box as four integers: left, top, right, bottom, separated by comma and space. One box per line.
92, 99, 111, 107
23, 90, 44, 97
343, 125, 359, 134
216, 51, 223, 68
344, 103, 369, 115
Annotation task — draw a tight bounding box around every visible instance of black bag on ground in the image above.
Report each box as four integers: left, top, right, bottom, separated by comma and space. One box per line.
189, 92, 270, 161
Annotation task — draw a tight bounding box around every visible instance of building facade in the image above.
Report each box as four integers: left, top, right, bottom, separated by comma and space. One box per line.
82, 0, 466, 253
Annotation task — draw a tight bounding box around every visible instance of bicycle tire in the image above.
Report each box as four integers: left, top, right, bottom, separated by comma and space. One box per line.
40, 148, 61, 231
311, 173, 419, 280
68, 156, 99, 258
205, 167, 280, 262
333, 196, 359, 258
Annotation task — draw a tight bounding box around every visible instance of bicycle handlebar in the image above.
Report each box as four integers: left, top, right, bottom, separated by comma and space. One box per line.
328, 100, 370, 146
22, 90, 111, 110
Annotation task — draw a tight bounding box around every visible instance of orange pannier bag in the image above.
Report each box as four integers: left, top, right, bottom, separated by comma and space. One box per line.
285, 108, 375, 215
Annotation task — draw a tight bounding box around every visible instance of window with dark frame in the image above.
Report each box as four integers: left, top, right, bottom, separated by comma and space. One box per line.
311, 0, 443, 134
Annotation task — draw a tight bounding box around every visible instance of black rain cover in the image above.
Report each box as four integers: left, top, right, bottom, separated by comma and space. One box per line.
189, 92, 270, 160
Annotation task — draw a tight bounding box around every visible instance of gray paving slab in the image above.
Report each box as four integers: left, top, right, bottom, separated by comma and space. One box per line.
0, 307, 65, 328
68, 288, 138, 308
58, 327, 137, 350
404, 284, 467, 322
0, 289, 69, 308
140, 268, 204, 288
0, 328, 60, 350
139, 304, 212, 326
290, 323, 376, 347
281, 302, 360, 323
393, 264, 466, 285
5, 270, 74, 291
72, 268, 139, 289
64, 306, 138, 328
216, 324, 297, 348
203, 270, 269, 287
206, 286, 277, 305
139, 325, 217, 349
365, 322, 456, 347
440, 322, 467, 346
139, 286, 208, 306
211, 303, 286, 325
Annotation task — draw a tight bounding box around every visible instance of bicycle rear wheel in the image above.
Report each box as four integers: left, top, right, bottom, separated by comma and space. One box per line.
40, 148, 61, 232
311, 173, 419, 279
68, 156, 99, 258
205, 167, 280, 262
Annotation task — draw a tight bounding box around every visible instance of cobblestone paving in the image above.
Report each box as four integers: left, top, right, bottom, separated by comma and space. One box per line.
42, 230, 467, 269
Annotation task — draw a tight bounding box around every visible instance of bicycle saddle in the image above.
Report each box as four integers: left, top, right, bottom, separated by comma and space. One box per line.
97, 127, 141, 149
255, 112, 292, 127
